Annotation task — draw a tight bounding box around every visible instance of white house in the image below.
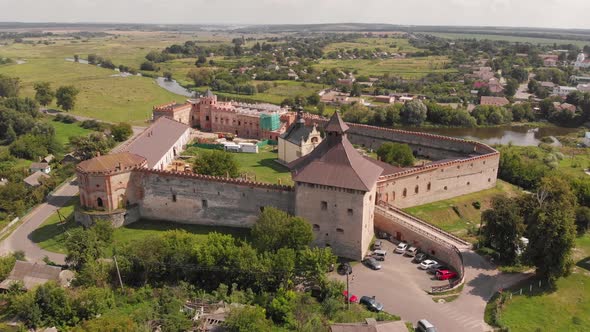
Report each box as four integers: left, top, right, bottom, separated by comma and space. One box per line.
553, 86, 578, 97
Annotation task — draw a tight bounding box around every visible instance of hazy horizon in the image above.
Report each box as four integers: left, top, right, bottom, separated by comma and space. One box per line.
0, 0, 589, 30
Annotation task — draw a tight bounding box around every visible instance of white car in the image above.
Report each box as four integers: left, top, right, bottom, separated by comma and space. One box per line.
420, 259, 438, 270
405, 246, 418, 257
394, 242, 409, 254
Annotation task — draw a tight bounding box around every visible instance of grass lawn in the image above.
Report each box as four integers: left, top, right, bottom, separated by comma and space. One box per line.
495, 235, 590, 332
44, 118, 93, 146
557, 147, 590, 179
31, 198, 251, 255
323, 37, 420, 54
315, 56, 454, 79
403, 180, 521, 242
184, 145, 293, 185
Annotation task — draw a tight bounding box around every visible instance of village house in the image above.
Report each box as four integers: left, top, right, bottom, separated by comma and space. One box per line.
480, 96, 510, 107
24, 171, 50, 187
553, 85, 578, 97
574, 53, 590, 69
374, 95, 395, 104
540, 54, 559, 67
577, 83, 590, 93
29, 162, 51, 174
0, 261, 72, 291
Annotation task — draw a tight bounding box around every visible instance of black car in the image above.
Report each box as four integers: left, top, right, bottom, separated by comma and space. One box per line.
359, 296, 384, 312
412, 252, 428, 263
337, 262, 352, 275
363, 257, 382, 270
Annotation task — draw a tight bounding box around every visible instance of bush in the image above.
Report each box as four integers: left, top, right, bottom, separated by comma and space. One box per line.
472, 201, 481, 209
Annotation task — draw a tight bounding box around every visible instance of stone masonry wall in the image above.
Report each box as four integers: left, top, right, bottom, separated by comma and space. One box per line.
135, 169, 295, 228
374, 206, 463, 280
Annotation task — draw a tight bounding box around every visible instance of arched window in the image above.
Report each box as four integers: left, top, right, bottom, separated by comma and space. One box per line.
311, 137, 319, 144
414, 185, 419, 194
97, 197, 103, 208
403, 188, 407, 197
313, 224, 320, 231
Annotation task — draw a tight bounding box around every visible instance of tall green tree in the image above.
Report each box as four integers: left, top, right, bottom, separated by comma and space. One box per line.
526, 176, 577, 285
251, 207, 313, 252
0, 74, 20, 98
33, 82, 55, 107
55, 85, 79, 111
110, 122, 133, 142
481, 196, 525, 264
193, 150, 239, 177
224, 306, 272, 332
400, 100, 427, 125
69, 132, 115, 160
376, 142, 415, 167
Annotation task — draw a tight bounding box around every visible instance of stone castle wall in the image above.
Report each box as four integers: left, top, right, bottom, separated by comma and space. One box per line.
133, 169, 295, 228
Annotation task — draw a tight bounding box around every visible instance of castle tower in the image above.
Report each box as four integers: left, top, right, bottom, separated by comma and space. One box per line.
197, 89, 217, 131
289, 112, 383, 260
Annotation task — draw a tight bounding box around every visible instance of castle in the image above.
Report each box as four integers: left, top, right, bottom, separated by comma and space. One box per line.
76, 92, 499, 260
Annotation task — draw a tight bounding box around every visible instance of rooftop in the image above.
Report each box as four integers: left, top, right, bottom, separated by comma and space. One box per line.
23, 171, 50, 187
289, 112, 382, 191
0, 261, 62, 290
76, 152, 147, 174
123, 117, 190, 168
480, 96, 510, 106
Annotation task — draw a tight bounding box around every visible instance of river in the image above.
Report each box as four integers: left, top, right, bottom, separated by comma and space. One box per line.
156, 77, 195, 97
403, 125, 580, 146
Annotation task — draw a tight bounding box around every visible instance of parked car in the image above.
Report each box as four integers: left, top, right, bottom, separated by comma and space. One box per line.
436, 269, 458, 280
416, 319, 437, 332
363, 257, 382, 270
372, 249, 387, 261
337, 262, 352, 275
428, 264, 448, 274
420, 259, 438, 270
342, 290, 358, 303
413, 252, 428, 263
373, 240, 383, 250
359, 296, 384, 312
394, 242, 409, 254
405, 246, 418, 257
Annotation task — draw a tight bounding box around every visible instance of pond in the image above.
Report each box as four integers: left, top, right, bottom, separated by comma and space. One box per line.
156, 77, 195, 97
400, 125, 580, 146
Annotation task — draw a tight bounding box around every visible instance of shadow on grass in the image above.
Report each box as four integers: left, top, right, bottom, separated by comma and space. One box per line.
576, 256, 590, 271
257, 157, 290, 173
29, 218, 79, 245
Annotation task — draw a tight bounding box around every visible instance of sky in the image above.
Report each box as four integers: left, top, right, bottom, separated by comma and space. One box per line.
0, 0, 589, 29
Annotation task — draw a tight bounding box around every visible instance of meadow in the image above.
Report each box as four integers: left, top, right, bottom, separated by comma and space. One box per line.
315, 56, 454, 79
323, 36, 420, 53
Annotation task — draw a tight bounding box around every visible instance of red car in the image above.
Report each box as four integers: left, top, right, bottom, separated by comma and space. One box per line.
342, 290, 358, 303
435, 269, 458, 280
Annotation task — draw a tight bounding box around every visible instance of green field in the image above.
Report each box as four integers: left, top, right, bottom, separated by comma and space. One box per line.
184, 145, 293, 185
315, 56, 454, 79
203, 80, 326, 105
425, 32, 590, 47
45, 118, 93, 146
323, 37, 420, 53
496, 235, 590, 331
403, 180, 521, 242
31, 198, 250, 255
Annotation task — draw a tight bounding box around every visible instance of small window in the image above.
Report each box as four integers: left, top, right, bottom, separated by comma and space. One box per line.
483, 161, 486, 165
444, 186, 448, 190
321, 201, 328, 210
313, 224, 320, 231
488, 178, 491, 182
347, 208, 353, 216
259, 206, 265, 212
414, 185, 419, 194
202, 199, 208, 208
427, 182, 431, 191
403, 188, 407, 197
205, 116, 210, 121
172, 194, 177, 202
467, 182, 470, 186
336, 228, 344, 233
96, 197, 103, 208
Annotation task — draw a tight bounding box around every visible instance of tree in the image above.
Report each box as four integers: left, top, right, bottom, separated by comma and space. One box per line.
350, 83, 362, 97
187, 68, 212, 87
400, 100, 427, 125
34, 282, 73, 327
55, 85, 79, 111
140, 61, 159, 71
376, 142, 415, 167
110, 122, 133, 142
505, 78, 518, 97
196, 55, 207, 66
575, 206, 590, 235
251, 207, 313, 252
87, 54, 98, 65
224, 306, 272, 332
193, 150, 239, 177
64, 220, 113, 269
526, 176, 577, 285
481, 196, 525, 264
34, 81, 55, 107
163, 71, 173, 81
0, 74, 20, 98
73, 54, 79, 62
69, 132, 115, 160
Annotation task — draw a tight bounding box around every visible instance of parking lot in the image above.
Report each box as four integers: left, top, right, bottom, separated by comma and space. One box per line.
331, 240, 495, 332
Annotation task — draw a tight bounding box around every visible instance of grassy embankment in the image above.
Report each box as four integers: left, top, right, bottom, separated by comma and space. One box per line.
403, 180, 521, 243
487, 235, 590, 332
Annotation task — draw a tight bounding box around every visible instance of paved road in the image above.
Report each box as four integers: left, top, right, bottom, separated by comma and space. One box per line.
333, 242, 530, 332
0, 126, 146, 265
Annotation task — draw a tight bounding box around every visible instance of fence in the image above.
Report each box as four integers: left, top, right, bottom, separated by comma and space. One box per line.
256, 140, 278, 147
188, 143, 224, 150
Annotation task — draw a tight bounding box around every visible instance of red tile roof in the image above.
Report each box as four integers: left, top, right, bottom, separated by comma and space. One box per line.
289, 112, 382, 191
76, 152, 147, 174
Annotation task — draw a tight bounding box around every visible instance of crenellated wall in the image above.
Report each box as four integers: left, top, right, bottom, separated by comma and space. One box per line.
133, 169, 295, 228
